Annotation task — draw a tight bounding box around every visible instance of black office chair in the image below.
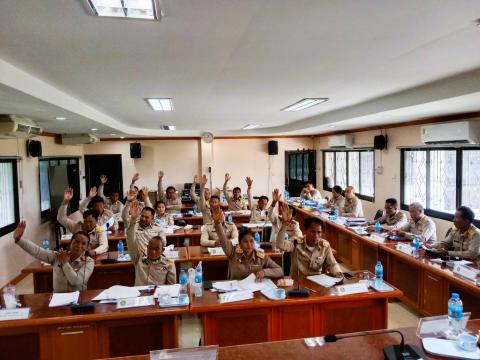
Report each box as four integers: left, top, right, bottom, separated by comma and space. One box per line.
373, 209, 384, 220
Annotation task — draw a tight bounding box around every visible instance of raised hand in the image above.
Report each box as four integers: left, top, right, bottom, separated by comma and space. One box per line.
129, 200, 140, 221
193, 175, 198, 184
131, 173, 140, 184
245, 177, 253, 188
200, 174, 208, 185
99, 175, 108, 184
278, 202, 292, 224
126, 189, 137, 202
139, 186, 149, 201
224, 173, 231, 183
63, 188, 74, 203
158, 170, 164, 179
88, 186, 97, 198
58, 250, 69, 265
13, 221, 26, 242
211, 205, 225, 224
272, 188, 282, 203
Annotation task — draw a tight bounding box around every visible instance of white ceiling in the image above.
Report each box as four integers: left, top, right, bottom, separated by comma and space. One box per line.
0, 0, 480, 137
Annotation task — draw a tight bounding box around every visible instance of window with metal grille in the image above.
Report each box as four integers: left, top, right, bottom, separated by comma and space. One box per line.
0, 159, 19, 236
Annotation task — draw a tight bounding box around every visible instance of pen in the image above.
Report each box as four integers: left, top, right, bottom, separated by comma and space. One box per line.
304, 287, 317, 293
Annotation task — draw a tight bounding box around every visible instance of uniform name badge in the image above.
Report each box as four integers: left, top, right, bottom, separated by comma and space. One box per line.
453, 264, 479, 282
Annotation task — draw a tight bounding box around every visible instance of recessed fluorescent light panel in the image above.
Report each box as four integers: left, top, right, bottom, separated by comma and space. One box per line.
242, 124, 259, 130
55, 117, 66, 121
160, 125, 176, 130
282, 98, 329, 112
146, 98, 173, 111
86, 0, 161, 20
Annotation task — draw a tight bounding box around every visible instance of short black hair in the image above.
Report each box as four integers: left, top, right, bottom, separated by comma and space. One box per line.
385, 198, 398, 209
83, 209, 99, 220
332, 185, 343, 194
166, 186, 176, 192
71, 231, 90, 245
210, 195, 220, 201
304, 217, 324, 230
110, 189, 120, 195
239, 228, 254, 242
88, 195, 104, 207
142, 207, 155, 217
259, 196, 269, 202
457, 206, 475, 223
305, 181, 314, 186
149, 236, 164, 248
154, 200, 166, 209
233, 187, 241, 193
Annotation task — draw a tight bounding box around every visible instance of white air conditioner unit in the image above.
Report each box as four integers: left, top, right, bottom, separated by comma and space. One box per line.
421, 120, 480, 144
0, 115, 42, 138
328, 134, 353, 148
61, 134, 100, 145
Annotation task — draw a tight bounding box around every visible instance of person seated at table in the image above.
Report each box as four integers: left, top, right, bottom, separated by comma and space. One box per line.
154, 200, 174, 227
277, 202, 342, 277
427, 206, 480, 260
192, 174, 213, 224
123, 193, 166, 254
126, 201, 176, 286
211, 205, 283, 280
126, 173, 152, 209
157, 170, 182, 213
300, 182, 322, 201
324, 185, 345, 210
14, 221, 94, 292
341, 186, 364, 217
268, 189, 303, 242
223, 173, 247, 211
200, 215, 239, 247
80, 186, 118, 231
98, 175, 124, 215
57, 188, 108, 256
246, 176, 269, 223
389, 202, 437, 245
367, 198, 407, 230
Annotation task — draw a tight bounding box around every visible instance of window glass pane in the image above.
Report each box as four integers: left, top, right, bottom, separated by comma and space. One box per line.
360, 151, 374, 197
40, 160, 51, 212
403, 150, 427, 206
60, 159, 68, 166
462, 150, 480, 218
289, 154, 296, 179
303, 153, 309, 181
335, 152, 347, 188
296, 153, 303, 181
69, 159, 78, 165
429, 150, 456, 214
348, 152, 359, 191
324, 152, 334, 185
0, 162, 15, 228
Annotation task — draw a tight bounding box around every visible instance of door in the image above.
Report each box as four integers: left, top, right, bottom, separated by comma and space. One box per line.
285, 150, 316, 196
84, 155, 123, 197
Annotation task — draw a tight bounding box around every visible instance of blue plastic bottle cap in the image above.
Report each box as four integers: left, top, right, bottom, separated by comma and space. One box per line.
451, 293, 459, 299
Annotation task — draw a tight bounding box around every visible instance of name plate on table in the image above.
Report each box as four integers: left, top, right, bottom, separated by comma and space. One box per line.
370, 233, 385, 243
335, 282, 369, 295
396, 243, 413, 256
453, 264, 479, 281
0, 308, 30, 321
116, 296, 154, 309
164, 251, 179, 259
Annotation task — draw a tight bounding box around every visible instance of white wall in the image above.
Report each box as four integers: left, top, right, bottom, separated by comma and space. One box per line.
0, 136, 84, 287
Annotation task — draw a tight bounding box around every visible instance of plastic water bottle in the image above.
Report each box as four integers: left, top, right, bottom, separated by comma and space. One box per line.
447, 293, 463, 338
285, 191, 290, 200
42, 237, 49, 250
179, 269, 188, 296
300, 198, 305, 208
192, 204, 198, 215
227, 214, 233, 224
155, 217, 161, 225
412, 236, 421, 259
117, 240, 124, 258
374, 261, 384, 287
374, 221, 381, 233
3, 283, 17, 309
254, 232, 261, 244
194, 263, 203, 298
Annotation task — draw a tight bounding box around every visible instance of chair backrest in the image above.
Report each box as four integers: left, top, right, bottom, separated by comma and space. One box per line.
374, 209, 384, 220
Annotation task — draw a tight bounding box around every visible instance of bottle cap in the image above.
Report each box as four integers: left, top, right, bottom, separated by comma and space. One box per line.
451, 293, 459, 299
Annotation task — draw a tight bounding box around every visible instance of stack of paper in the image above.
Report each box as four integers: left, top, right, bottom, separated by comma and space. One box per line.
117, 253, 131, 262
154, 284, 181, 298
349, 226, 369, 235
218, 290, 254, 304
116, 296, 155, 309
207, 247, 225, 256
92, 286, 140, 301
213, 274, 277, 293
306, 274, 342, 288
241, 222, 272, 228
49, 291, 79, 307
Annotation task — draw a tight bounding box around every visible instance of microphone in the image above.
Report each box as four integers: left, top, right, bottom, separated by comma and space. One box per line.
71, 250, 94, 313
324, 329, 426, 360
287, 238, 309, 297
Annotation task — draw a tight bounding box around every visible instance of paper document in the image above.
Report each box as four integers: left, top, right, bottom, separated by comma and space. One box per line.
61, 234, 72, 241
218, 290, 254, 304
207, 247, 225, 256
241, 222, 272, 228
49, 291, 79, 307
349, 226, 369, 235
117, 253, 131, 262
154, 284, 181, 298
159, 294, 189, 307
117, 296, 155, 309
307, 274, 342, 288
92, 286, 140, 301
164, 251, 179, 259
212, 280, 241, 292
213, 274, 277, 293
163, 227, 174, 234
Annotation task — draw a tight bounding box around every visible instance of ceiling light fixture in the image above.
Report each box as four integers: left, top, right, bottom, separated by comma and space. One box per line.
146, 98, 173, 111
55, 117, 66, 121
86, 0, 161, 20
160, 125, 176, 130
282, 98, 329, 112
120, 136, 125, 139
242, 124, 259, 130
110, 133, 117, 136
91, 128, 98, 131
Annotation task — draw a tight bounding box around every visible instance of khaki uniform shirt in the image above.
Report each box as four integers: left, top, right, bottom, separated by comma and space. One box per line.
126, 223, 176, 286
57, 204, 108, 255
121, 199, 154, 228
157, 179, 182, 213
342, 196, 364, 217
79, 197, 119, 231
200, 223, 238, 247
300, 189, 323, 201
154, 213, 174, 227
16, 238, 94, 292
223, 183, 247, 211
328, 195, 345, 209
436, 224, 480, 260
277, 225, 341, 276
369, 211, 408, 229
215, 223, 283, 280
191, 183, 212, 224
247, 188, 268, 223
398, 215, 437, 245
98, 184, 124, 214
267, 204, 303, 242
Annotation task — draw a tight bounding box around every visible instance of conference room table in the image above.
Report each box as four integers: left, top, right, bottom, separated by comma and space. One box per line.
0, 288, 187, 360
289, 202, 480, 318
101, 320, 480, 360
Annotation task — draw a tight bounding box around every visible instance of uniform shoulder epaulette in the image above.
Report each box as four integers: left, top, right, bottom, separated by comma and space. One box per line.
295, 237, 303, 244
256, 251, 265, 259
321, 239, 330, 248
235, 247, 243, 254
467, 226, 477, 236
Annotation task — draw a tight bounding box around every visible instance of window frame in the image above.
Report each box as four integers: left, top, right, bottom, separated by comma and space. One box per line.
400, 146, 480, 227
322, 149, 375, 202
0, 158, 20, 237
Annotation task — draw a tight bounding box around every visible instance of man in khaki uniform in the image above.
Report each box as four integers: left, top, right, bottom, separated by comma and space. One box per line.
368, 198, 407, 230
211, 205, 283, 280
157, 170, 182, 213
342, 186, 364, 217
57, 188, 108, 256
79, 186, 118, 231
429, 206, 480, 260
223, 173, 247, 211
201, 221, 238, 247
277, 203, 342, 277
390, 202, 437, 245
325, 185, 345, 210
98, 175, 124, 215
300, 182, 323, 201
191, 174, 213, 224
246, 176, 269, 223
126, 201, 176, 286
268, 189, 303, 242
14, 221, 94, 292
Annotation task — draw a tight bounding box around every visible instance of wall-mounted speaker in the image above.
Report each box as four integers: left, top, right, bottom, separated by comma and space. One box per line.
27, 139, 42, 157
130, 143, 141, 158
373, 135, 388, 150
268, 140, 278, 155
